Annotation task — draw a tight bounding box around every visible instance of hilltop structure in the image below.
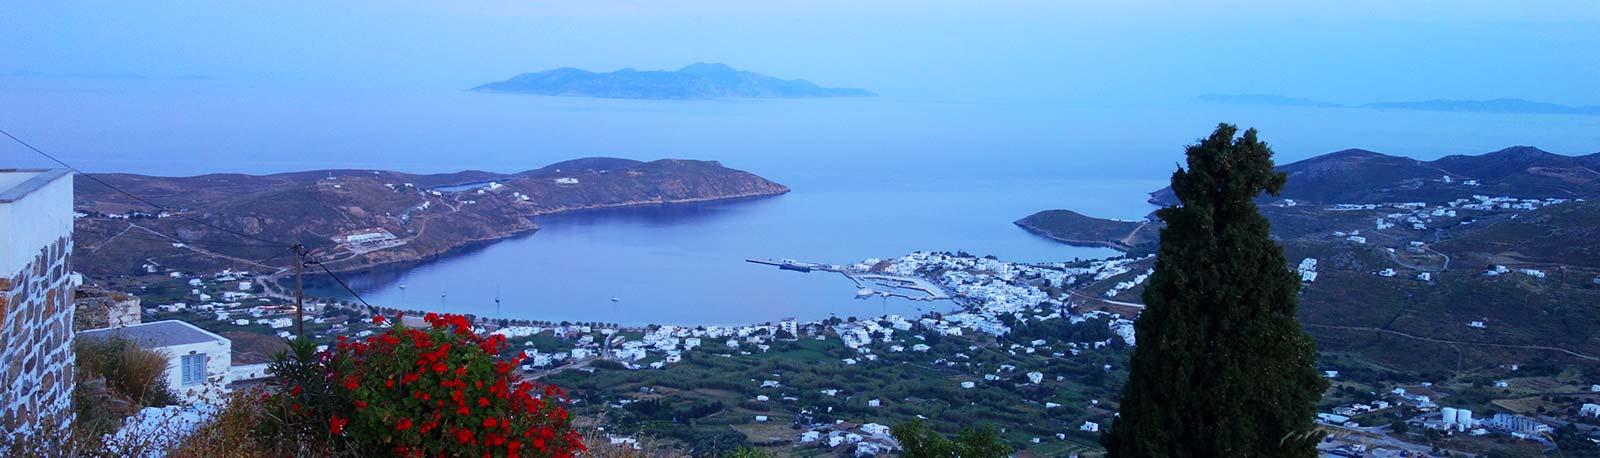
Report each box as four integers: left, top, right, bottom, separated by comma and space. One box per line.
0, 169, 77, 433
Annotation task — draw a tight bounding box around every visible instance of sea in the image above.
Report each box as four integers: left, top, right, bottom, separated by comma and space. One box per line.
4, 78, 1596, 325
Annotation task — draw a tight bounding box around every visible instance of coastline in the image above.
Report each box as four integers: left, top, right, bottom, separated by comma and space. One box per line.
1012, 220, 1138, 253
318, 188, 790, 276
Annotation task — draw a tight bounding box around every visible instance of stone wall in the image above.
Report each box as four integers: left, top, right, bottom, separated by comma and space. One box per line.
0, 236, 75, 432
73, 287, 141, 331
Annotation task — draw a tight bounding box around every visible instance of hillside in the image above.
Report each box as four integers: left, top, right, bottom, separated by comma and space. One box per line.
472, 63, 875, 100
1025, 145, 1600, 371
73, 159, 789, 277
1149, 146, 1600, 205
1014, 210, 1160, 252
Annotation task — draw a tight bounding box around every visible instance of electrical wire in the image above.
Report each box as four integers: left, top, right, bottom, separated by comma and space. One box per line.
1, 127, 291, 247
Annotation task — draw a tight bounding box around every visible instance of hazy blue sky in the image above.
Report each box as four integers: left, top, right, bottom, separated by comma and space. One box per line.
3, 1, 1598, 104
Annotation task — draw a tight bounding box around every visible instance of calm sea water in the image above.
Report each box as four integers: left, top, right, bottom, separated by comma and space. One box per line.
4, 79, 1596, 324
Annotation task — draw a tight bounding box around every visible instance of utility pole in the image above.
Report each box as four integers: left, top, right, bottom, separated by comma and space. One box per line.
293, 244, 307, 339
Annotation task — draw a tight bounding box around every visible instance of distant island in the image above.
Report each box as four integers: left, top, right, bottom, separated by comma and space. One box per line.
471, 62, 875, 100
1195, 94, 1600, 116
72, 158, 789, 276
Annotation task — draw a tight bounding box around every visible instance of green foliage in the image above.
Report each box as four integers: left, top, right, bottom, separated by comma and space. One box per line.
892, 419, 1013, 458
1102, 124, 1328, 457
74, 335, 178, 408
723, 446, 776, 458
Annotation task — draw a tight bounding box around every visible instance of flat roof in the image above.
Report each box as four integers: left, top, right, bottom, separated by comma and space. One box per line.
0, 168, 71, 203
78, 320, 229, 348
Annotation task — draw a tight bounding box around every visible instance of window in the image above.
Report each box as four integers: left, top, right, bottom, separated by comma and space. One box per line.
181, 354, 206, 386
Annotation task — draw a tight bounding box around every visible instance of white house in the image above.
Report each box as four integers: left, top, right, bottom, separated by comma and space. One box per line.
77, 320, 239, 403
1081, 421, 1099, 432
1581, 403, 1600, 417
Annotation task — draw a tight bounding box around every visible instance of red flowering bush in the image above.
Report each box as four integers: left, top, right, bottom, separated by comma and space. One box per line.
260, 313, 583, 458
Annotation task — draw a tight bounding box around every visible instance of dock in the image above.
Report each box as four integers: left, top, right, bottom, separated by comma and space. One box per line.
746, 258, 952, 302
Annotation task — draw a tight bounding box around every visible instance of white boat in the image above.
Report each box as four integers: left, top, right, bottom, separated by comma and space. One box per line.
611, 297, 620, 302
856, 288, 873, 297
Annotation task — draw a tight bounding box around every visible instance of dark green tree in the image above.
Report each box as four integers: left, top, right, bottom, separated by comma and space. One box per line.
1101, 124, 1327, 457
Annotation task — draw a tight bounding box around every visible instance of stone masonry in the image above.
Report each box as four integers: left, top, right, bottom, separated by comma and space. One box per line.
0, 237, 75, 432
1, 169, 76, 435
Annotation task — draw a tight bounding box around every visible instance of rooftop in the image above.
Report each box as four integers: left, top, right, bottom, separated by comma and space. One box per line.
0, 169, 71, 203
78, 320, 229, 348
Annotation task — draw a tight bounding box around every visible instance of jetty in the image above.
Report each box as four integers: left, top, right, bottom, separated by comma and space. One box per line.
746, 258, 951, 302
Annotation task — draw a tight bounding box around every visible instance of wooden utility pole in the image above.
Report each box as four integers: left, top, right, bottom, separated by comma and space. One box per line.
293, 244, 307, 339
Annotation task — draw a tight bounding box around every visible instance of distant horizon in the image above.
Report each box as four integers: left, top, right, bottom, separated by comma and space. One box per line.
3, 1, 1597, 104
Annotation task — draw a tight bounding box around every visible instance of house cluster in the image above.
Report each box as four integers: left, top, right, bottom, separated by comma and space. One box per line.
1297, 258, 1320, 283
1344, 195, 1576, 241
146, 269, 337, 340
797, 421, 900, 456
1103, 268, 1153, 298
869, 252, 1148, 341
1316, 386, 1434, 428
495, 321, 793, 371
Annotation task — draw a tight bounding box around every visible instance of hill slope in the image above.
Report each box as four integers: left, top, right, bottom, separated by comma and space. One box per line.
1024, 145, 1600, 371
1149, 146, 1600, 205
73, 159, 789, 276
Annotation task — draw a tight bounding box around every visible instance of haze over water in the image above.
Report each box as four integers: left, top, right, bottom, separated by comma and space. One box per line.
4, 80, 1598, 324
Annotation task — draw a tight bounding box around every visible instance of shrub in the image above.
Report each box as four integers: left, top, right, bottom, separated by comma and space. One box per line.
259, 313, 583, 457
75, 336, 178, 408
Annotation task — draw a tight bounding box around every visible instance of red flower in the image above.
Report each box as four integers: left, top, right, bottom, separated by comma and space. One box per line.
354, 400, 368, 409
289, 385, 303, 396
432, 362, 449, 373
373, 315, 386, 325
396, 417, 414, 431
343, 376, 360, 390
483, 418, 498, 428
330, 415, 348, 435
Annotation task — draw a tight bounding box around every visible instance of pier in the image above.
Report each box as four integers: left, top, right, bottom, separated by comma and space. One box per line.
746, 258, 952, 302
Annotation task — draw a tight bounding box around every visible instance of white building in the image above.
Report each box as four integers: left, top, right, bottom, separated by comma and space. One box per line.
1, 169, 77, 433
1581, 403, 1600, 417
77, 320, 239, 403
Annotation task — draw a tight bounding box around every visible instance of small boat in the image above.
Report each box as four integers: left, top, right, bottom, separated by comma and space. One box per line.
856, 288, 873, 297
441, 290, 448, 298
399, 284, 407, 289
611, 297, 620, 303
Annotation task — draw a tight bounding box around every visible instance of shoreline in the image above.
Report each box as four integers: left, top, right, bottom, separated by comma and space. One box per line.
1012, 220, 1138, 252
316, 189, 789, 276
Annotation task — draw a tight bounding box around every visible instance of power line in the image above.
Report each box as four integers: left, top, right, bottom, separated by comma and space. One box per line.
75, 226, 291, 250
311, 259, 380, 318
4, 127, 386, 323
1, 127, 291, 248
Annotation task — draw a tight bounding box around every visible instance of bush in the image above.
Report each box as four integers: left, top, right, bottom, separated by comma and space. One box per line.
75, 336, 178, 408
259, 313, 584, 457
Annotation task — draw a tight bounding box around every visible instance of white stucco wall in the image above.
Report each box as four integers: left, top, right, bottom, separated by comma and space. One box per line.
157, 339, 233, 404
0, 171, 74, 276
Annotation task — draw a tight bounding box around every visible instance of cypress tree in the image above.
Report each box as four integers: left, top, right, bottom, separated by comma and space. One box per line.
1102, 124, 1327, 457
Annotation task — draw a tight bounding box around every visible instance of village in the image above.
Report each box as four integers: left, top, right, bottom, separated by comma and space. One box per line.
58, 182, 1600, 457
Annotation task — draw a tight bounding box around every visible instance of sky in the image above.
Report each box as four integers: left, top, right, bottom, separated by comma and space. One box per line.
2, 1, 1599, 105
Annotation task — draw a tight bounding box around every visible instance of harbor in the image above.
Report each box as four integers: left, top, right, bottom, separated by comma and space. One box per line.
746, 258, 952, 302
